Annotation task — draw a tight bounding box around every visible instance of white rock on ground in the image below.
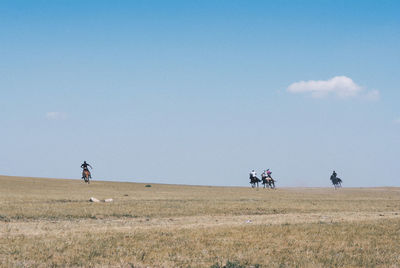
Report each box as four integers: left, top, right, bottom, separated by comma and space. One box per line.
89, 197, 100, 202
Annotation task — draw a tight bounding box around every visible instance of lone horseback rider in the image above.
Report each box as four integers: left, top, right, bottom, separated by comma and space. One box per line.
81, 161, 92, 179
330, 170, 342, 189
331, 170, 337, 180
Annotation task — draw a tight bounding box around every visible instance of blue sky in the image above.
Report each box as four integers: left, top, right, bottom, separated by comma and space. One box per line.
1, 0, 399, 187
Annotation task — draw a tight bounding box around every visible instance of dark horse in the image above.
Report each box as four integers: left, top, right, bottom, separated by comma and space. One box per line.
250, 175, 261, 188
82, 169, 91, 184
262, 175, 276, 189
330, 175, 342, 189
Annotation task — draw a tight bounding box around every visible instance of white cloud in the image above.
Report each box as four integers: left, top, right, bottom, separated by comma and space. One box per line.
287, 76, 379, 100
45, 112, 67, 120
394, 118, 400, 124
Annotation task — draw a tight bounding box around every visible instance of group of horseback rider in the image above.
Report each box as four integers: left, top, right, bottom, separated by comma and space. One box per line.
249, 169, 275, 188
250, 169, 342, 189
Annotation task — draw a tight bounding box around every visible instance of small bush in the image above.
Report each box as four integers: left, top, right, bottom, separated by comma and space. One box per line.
0, 215, 10, 222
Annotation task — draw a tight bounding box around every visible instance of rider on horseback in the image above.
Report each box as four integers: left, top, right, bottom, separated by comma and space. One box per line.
261, 170, 266, 178
81, 161, 92, 179
330, 170, 342, 188
261, 169, 275, 189
250, 170, 261, 188
261, 170, 269, 180
266, 169, 272, 181
250, 170, 257, 180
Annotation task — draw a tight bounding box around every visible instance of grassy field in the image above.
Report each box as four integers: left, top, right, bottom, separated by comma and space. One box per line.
1, 175, 400, 267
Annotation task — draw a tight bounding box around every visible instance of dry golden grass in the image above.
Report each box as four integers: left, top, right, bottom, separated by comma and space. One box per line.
1, 175, 400, 267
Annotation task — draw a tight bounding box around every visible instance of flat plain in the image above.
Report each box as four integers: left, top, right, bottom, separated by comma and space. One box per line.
1, 175, 400, 267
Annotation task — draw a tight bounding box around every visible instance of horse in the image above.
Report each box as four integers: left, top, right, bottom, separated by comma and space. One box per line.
82, 169, 91, 184
249, 175, 261, 188
262, 175, 276, 189
330, 176, 342, 189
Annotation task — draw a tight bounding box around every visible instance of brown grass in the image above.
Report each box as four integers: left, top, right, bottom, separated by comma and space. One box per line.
1, 175, 400, 267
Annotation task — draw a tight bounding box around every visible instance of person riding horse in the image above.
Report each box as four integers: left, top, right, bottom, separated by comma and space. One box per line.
330, 170, 342, 188
261, 169, 276, 189
249, 170, 256, 179
81, 161, 92, 179
266, 169, 272, 180
330, 170, 338, 183
249, 170, 261, 188
261, 170, 268, 187
262, 169, 273, 181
